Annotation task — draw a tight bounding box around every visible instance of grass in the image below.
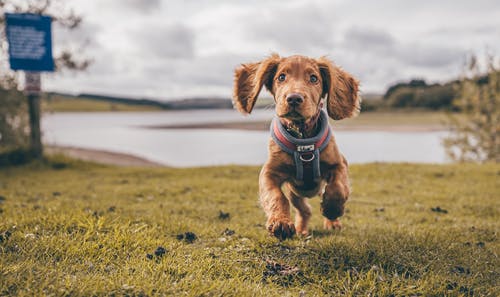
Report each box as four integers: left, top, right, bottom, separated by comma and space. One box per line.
42, 95, 162, 112
338, 110, 447, 126
0, 157, 498, 296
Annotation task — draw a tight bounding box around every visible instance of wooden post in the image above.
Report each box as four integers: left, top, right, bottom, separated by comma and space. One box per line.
25, 72, 43, 159
27, 93, 43, 158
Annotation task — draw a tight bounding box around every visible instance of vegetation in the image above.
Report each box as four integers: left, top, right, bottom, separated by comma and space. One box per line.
0, 0, 90, 152
382, 79, 457, 110
335, 110, 447, 130
444, 55, 500, 163
0, 78, 28, 151
1, 157, 498, 296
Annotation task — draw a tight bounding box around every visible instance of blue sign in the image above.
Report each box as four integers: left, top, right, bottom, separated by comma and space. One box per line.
5, 13, 54, 72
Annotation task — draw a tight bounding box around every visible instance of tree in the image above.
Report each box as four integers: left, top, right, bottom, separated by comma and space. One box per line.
0, 76, 27, 150
383, 79, 427, 100
0, 0, 90, 153
443, 54, 500, 163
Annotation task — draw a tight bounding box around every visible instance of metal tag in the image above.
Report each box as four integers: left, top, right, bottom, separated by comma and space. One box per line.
297, 144, 315, 152
24, 71, 41, 95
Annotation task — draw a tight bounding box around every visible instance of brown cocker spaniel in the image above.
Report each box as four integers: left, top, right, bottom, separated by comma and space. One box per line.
233, 54, 360, 240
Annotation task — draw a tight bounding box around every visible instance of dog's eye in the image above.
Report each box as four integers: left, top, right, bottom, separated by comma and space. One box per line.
310, 74, 318, 83
278, 73, 286, 82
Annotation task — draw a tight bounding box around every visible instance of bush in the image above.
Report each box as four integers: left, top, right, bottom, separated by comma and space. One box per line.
386, 87, 416, 107
384, 81, 457, 110
0, 147, 34, 167
443, 55, 500, 162
0, 80, 29, 151
418, 84, 456, 110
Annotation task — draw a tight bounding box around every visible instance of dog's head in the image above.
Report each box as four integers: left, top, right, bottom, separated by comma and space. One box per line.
233, 54, 360, 121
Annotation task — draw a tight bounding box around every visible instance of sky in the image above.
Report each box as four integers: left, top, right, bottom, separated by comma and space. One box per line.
39, 0, 500, 100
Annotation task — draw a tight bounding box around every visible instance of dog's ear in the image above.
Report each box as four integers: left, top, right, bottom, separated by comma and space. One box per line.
233, 54, 280, 114
316, 57, 360, 120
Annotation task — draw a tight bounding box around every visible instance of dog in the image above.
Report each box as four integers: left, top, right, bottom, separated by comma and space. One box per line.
232, 54, 360, 240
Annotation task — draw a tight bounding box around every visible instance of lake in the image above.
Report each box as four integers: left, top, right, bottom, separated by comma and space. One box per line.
42, 110, 450, 167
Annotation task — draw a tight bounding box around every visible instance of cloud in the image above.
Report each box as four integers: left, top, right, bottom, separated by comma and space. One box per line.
344, 27, 395, 52
334, 25, 470, 92
398, 44, 465, 68
52, 21, 100, 55
134, 22, 195, 59
245, 2, 336, 54
43, 0, 500, 97
121, 0, 161, 13
341, 26, 466, 69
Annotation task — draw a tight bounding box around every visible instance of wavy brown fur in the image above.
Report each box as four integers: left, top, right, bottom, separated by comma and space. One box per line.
233, 54, 281, 114
316, 56, 360, 120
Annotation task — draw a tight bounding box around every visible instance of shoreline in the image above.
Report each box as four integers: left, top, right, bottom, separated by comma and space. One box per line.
143, 121, 446, 132
46, 146, 164, 167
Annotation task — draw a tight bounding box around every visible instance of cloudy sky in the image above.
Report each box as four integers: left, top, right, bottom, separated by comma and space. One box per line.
42, 0, 500, 100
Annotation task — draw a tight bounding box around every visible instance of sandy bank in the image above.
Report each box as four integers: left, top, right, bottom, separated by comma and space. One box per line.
46, 146, 163, 167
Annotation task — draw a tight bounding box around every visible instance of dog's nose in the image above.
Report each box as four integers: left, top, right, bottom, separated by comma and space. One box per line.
286, 93, 304, 106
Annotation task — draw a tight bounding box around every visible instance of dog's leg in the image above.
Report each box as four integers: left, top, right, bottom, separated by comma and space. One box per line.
321, 159, 350, 230
259, 169, 296, 240
283, 183, 311, 236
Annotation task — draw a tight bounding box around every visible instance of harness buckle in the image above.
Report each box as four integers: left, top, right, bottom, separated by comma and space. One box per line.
299, 152, 315, 162
297, 144, 315, 152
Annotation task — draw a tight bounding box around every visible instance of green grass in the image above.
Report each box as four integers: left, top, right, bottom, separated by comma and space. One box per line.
42, 95, 162, 112
0, 157, 498, 296
335, 110, 448, 129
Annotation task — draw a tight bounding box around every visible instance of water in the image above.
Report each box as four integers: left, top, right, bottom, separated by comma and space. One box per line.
42, 110, 449, 167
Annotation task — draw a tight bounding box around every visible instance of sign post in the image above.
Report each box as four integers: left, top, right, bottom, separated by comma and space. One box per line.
5, 13, 54, 158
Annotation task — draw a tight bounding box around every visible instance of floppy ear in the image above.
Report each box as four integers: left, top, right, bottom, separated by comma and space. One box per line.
233, 54, 280, 114
316, 57, 360, 120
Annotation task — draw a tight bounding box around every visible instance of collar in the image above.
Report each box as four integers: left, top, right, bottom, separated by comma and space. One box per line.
270, 110, 331, 181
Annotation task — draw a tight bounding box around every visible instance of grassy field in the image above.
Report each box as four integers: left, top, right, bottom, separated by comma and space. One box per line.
335, 110, 448, 129
0, 157, 498, 296
42, 95, 163, 112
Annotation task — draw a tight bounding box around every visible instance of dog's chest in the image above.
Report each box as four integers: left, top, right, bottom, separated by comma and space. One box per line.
284, 162, 329, 197
289, 178, 326, 198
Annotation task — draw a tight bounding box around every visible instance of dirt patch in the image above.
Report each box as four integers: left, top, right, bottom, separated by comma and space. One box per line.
222, 228, 235, 236
176, 232, 197, 243
218, 211, 230, 220
431, 206, 448, 214
262, 259, 304, 286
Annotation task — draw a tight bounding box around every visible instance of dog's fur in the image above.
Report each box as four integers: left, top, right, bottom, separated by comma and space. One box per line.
233, 54, 360, 240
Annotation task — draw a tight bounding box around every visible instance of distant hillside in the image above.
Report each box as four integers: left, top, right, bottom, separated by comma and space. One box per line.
381, 73, 495, 110
382, 79, 457, 110
43, 92, 233, 112
42, 93, 163, 112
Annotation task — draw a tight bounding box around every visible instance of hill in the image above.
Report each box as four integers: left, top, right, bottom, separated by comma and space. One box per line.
42, 92, 233, 112
380, 72, 496, 110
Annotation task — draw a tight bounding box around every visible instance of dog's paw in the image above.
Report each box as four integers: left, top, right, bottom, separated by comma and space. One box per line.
267, 220, 296, 240
323, 218, 342, 230
295, 225, 309, 237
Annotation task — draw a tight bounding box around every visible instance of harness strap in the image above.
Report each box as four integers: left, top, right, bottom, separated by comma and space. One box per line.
270, 110, 331, 181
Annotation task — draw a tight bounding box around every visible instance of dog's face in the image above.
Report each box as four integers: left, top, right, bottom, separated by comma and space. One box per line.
233, 54, 360, 121
272, 56, 323, 122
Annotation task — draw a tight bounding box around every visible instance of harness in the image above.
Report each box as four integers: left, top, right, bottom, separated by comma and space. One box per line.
270, 110, 332, 182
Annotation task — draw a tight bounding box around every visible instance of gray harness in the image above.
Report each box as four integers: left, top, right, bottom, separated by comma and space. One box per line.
270, 110, 332, 181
